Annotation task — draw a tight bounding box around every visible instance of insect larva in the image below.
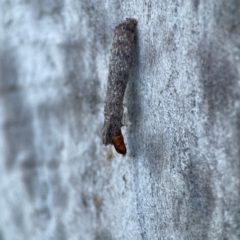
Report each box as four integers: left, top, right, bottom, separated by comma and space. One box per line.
102, 18, 137, 155
111, 129, 126, 155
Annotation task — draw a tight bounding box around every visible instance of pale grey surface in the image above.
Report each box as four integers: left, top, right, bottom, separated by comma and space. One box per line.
0, 0, 240, 240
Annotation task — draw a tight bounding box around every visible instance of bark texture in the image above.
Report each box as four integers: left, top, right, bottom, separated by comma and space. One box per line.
0, 1, 240, 240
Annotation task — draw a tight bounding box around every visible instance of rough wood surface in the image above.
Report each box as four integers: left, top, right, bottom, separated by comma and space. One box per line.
0, 0, 240, 240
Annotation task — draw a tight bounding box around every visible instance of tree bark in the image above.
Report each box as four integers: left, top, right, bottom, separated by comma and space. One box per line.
0, 0, 240, 239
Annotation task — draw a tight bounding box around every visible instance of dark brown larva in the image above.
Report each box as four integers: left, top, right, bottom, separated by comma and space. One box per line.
111, 129, 126, 155
102, 18, 137, 155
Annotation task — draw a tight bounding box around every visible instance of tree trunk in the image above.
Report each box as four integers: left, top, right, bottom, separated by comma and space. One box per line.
0, 1, 240, 239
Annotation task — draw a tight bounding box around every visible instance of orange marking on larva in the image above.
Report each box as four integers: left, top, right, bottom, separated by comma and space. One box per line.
112, 129, 126, 155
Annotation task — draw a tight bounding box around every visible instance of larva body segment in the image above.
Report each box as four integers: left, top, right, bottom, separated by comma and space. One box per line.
102, 18, 137, 153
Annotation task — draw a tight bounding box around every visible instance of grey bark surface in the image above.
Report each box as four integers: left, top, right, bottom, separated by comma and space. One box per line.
0, 1, 240, 240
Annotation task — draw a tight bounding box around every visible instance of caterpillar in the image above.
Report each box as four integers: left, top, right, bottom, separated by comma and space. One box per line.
111, 129, 126, 155
102, 18, 137, 155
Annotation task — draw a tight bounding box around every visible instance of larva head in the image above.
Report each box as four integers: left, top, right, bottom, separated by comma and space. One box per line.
111, 129, 126, 155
